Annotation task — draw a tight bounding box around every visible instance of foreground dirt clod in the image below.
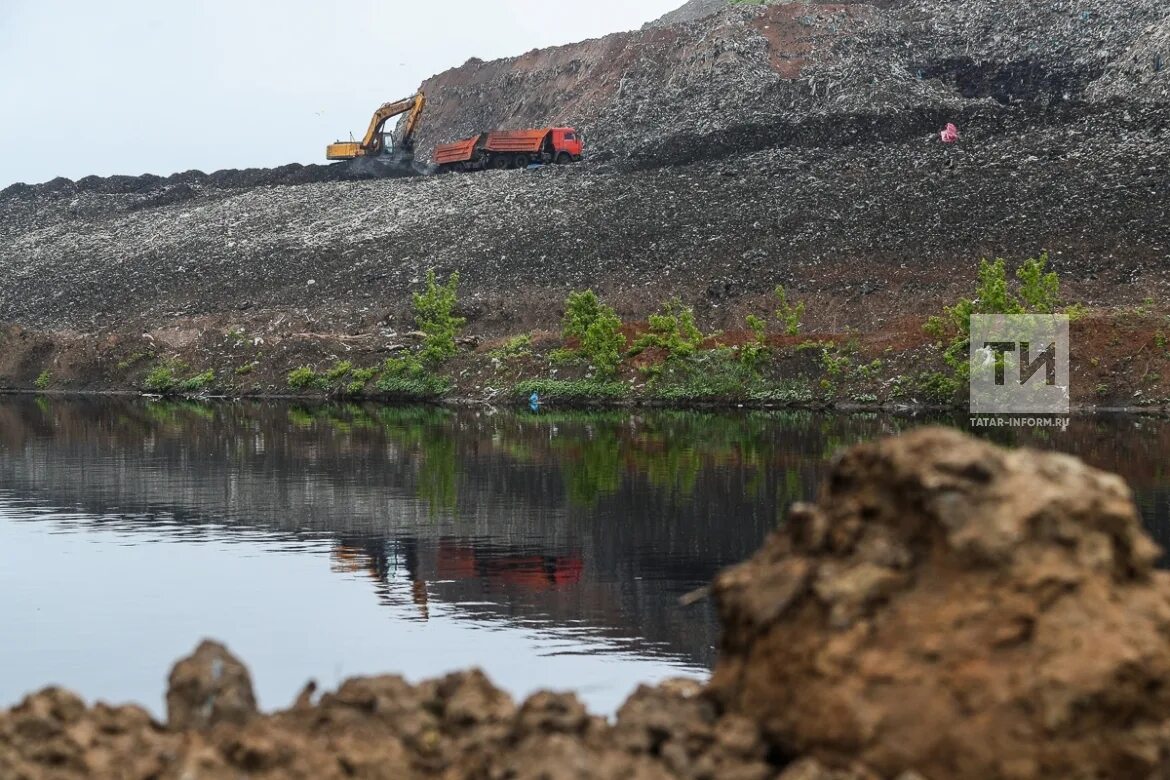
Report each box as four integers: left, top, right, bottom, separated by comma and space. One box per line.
6, 427, 1170, 778
166, 640, 258, 731
712, 426, 1170, 780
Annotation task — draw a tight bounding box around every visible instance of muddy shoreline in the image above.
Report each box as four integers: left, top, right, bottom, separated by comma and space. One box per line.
5, 302, 1170, 414
2, 387, 1168, 419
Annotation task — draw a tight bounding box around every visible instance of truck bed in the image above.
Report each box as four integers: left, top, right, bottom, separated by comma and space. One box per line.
483, 129, 551, 154
434, 135, 482, 165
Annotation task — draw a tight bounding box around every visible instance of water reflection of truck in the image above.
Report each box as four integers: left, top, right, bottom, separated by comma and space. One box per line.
432, 540, 583, 591
331, 537, 584, 618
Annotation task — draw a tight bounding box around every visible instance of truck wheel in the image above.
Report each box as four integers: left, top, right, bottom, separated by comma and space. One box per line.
556, 152, 571, 165
512, 154, 529, 169
491, 155, 509, 170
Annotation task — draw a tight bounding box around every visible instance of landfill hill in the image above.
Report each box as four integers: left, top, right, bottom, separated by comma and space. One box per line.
2, 0, 1170, 338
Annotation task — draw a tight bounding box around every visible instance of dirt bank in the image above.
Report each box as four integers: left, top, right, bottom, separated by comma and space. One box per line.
6, 428, 1170, 778
6, 298, 1170, 413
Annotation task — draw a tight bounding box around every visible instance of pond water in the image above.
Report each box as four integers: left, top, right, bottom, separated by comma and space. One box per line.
2, 397, 1169, 716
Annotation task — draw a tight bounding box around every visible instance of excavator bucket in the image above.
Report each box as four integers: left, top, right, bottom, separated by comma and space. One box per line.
325, 92, 428, 177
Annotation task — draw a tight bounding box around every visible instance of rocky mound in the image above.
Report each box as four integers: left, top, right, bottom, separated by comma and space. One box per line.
1089, 19, 1170, 102
7, 428, 1170, 779
0, 159, 419, 205
712, 427, 1170, 779
644, 0, 728, 29
408, 0, 1170, 168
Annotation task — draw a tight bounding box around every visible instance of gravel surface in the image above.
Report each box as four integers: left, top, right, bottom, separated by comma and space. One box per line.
643, 0, 728, 29
3, 0, 1170, 336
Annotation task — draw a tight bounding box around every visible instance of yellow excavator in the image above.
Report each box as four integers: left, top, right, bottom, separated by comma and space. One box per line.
326, 92, 426, 163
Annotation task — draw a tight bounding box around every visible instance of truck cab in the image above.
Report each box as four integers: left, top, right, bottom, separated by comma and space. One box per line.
550, 127, 584, 162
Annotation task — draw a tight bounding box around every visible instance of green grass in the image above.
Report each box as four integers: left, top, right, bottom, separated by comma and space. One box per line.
374, 355, 451, 399
178, 370, 215, 393
647, 349, 757, 401
35, 370, 52, 390
143, 362, 214, 395
375, 374, 452, 399
747, 381, 815, 404
514, 378, 628, 402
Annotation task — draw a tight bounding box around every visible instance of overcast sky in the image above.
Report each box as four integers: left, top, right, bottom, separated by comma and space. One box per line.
0, 0, 681, 187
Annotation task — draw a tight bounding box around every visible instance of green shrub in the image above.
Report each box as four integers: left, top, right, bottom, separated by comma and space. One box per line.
563, 291, 604, 342
924, 253, 1071, 387
916, 371, 961, 403
178, 370, 215, 393
774, 286, 806, 336
747, 380, 815, 404
739, 315, 769, 370
235, 362, 257, 375
413, 270, 466, 364
633, 298, 703, 359
326, 360, 353, 381
548, 347, 581, 366
287, 366, 327, 390
562, 291, 626, 377
1016, 253, 1060, 313
820, 348, 851, 378
144, 364, 179, 393
375, 373, 451, 398
35, 370, 52, 390
490, 334, 533, 361
351, 366, 378, 384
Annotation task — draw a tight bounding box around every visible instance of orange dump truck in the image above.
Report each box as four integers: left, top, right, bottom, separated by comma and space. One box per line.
434, 127, 584, 172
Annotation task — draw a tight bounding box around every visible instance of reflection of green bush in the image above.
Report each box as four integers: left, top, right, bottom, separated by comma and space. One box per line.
417, 433, 458, 515
552, 428, 624, 506
144, 399, 215, 425
639, 445, 701, 495
373, 406, 459, 514
287, 407, 315, 428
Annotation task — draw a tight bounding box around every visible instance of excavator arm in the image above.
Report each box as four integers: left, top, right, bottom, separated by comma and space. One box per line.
398, 92, 426, 152
326, 92, 426, 161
